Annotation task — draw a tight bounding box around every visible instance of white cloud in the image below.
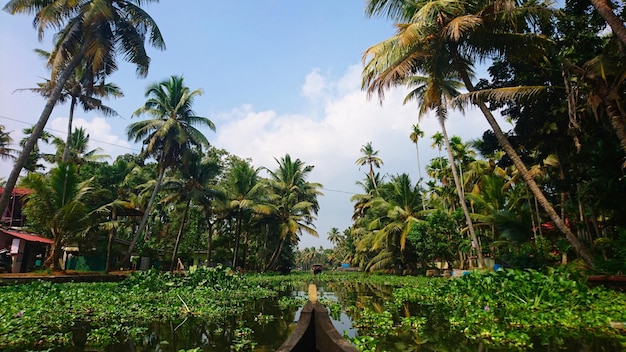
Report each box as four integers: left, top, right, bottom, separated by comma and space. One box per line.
213, 66, 506, 248
301, 68, 331, 102
49, 116, 134, 160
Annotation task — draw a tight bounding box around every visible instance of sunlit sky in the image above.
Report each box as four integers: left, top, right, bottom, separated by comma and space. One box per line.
0, 1, 508, 248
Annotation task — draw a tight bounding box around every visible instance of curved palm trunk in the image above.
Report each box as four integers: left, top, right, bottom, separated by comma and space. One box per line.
0, 43, 87, 217
264, 234, 286, 272
62, 96, 77, 162
121, 157, 166, 265
457, 67, 594, 267
439, 118, 485, 268
170, 198, 191, 272
590, 0, 626, 46
45, 231, 63, 271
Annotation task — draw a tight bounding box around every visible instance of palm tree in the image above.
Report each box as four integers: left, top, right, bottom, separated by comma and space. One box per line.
20, 127, 53, 172
362, 0, 593, 267
431, 132, 445, 158
51, 127, 109, 165
355, 142, 384, 191
0, 0, 165, 221
327, 227, 342, 246
218, 158, 269, 268
125, 75, 215, 264
263, 154, 322, 272
0, 125, 15, 160
21, 162, 96, 269
16, 49, 122, 163
588, 0, 626, 46
410, 123, 426, 210
160, 153, 222, 271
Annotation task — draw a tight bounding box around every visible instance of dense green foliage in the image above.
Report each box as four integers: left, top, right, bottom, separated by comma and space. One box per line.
0, 266, 274, 350
2, 270, 625, 351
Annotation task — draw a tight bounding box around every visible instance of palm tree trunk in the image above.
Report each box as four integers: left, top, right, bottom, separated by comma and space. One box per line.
457, 67, 594, 267
105, 209, 117, 273
206, 218, 214, 264
415, 142, 426, 211
121, 156, 166, 265
232, 214, 242, 267
0, 43, 88, 217
589, 0, 626, 46
170, 198, 191, 272
264, 235, 286, 272
62, 96, 77, 162
439, 118, 486, 268
45, 232, 64, 271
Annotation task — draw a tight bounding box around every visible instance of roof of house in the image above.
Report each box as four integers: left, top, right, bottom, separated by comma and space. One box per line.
0, 188, 33, 196
0, 229, 54, 244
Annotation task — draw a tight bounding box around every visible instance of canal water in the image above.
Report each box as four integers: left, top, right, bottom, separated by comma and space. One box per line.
94, 281, 625, 352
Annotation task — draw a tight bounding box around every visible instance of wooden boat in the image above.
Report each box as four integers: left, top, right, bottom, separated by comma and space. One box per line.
277, 284, 358, 352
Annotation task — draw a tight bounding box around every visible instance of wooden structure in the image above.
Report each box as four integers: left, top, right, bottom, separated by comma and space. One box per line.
277, 284, 357, 352
587, 275, 626, 291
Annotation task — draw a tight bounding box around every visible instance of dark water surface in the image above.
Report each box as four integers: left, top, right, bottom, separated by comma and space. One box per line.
74, 281, 625, 351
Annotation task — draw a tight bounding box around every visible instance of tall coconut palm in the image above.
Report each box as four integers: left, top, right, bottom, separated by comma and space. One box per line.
588, 0, 626, 46
263, 154, 322, 272
125, 75, 215, 264
16, 49, 122, 163
1, 0, 165, 219
362, 0, 594, 267
355, 142, 384, 192
218, 158, 270, 268
21, 162, 96, 269
327, 227, 342, 246
410, 123, 426, 210
431, 132, 445, 158
160, 152, 222, 271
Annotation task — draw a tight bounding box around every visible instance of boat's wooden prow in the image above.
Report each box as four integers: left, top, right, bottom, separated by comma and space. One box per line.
277, 284, 357, 352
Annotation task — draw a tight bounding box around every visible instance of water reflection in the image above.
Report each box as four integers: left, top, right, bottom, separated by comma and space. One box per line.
88, 280, 624, 351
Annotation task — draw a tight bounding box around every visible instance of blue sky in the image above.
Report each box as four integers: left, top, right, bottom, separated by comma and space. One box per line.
0, 1, 506, 248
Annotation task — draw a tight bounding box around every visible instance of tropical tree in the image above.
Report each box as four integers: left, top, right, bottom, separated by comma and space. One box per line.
160, 152, 222, 271
20, 127, 53, 172
218, 158, 269, 268
360, 173, 424, 271
327, 227, 343, 246
0, 0, 165, 221
0, 125, 15, 160
125, 75, 215, 264
410, 123, 427, 211
51, 127, 109, 165
355, 142, 384, 192
16, 49, 122, 163
362, 0, 594, 267
20, 162, 97, 269
588, 0, 626, 46
263, 154, 322, 272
